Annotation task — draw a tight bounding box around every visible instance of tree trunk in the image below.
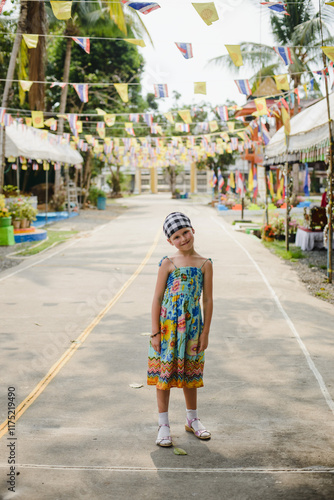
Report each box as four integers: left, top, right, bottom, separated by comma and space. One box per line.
55, 35, 73, 195
0, 0, 28, 192
109, 165, 121, 195
27, 0, 47, 111
82, 148, 92, 207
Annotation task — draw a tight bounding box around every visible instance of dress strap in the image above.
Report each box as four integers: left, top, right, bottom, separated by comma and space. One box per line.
200, 258, 212, 270
159, 256, 177, 268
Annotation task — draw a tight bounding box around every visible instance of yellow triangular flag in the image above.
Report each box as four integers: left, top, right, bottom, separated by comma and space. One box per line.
248, 167, 253, 191
25, 117, 32, 127
237, 131, 245, 140
76, 121, 82, 133
114, 83, 128, 103
44, 118, 57, 128
43, 161, 50, 171
321, 46, 334, 62
19, 80, 33, 92
303, 83, 308, 98
97, 127, 105, 139
164, 112, 174, 124
194, 82, 207, 95
85, 135, 93, 144
229, 172, 235, 189
225, 45, 243, 67
21, 164, 28, 170
209, 120, 218, 132
192, 2, 219, 25
274, 74, 289, 91
281, 106, 290, 135
124, 39, 146, 48
31, 111, 44, 129
254, 98, 268, 116
22, 34, 39, 49
227, 121, 235, 132
178, 109, 192, 124
325, 1, 334, 5
104, 114, 115, 127
96, 108, 106, 115
50, 1, 72, 20
220, 132, 230, 142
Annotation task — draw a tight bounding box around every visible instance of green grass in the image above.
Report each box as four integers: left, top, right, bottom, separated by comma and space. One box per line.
315, 291, 331, 300
16, 230, 78, 256
262, 239, 305, 261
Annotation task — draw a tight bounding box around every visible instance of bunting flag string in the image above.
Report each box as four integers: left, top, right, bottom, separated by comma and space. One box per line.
121, 1, 161, 14
192, 2, 219, 26
72, 37, 90, 54
234, 79, 252, 95
154, 84, 168, 98
175, 43, 193, 59
260, 2, 289, 15
273, 46, 293, 65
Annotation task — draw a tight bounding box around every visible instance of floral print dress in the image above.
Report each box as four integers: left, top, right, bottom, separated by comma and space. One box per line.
147, 256, 211, 390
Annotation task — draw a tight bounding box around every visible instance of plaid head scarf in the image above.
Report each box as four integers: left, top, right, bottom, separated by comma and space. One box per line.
163, 212, 192, 239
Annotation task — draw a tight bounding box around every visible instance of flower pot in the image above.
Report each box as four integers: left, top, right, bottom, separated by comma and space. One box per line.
263, 236, 274, 242
97, 196, 106, 210
289, 234, 296, 244
0, 216, 12, 227
12, 219, 21, 230
20, 218, 28, 229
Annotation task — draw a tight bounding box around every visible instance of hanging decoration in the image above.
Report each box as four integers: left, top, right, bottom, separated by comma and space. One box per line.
273, 46, 293, 65
191, 2, 219, 26
50, 1, 72, 20
234, 79, 251, 95
121, 1, 161, 14
178, 110, 192, 124
260, 2, 289, 15
19, 80, 33, 92
72, 83, 89, 103
22, 34, 39, 49
225, 45, 243, 67
194, 82, 206, 94
274, 74, 290, 90
175, 43, 193, 59
124, 38, 146, 47
72, 37, 90, 54
31, 111, 44, 129
114, 83, 128, 102
153, 84, 169, 98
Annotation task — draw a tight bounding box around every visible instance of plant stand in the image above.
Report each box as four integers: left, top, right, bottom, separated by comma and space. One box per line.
0, 226, 15, 246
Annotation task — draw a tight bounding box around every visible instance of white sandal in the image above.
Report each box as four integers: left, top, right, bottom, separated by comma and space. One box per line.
156, 424, 173, 447
185, 417, 211, 440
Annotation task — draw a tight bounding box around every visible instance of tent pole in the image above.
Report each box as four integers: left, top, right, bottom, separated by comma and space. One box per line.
16, 157, 20, 192
45, 166, 48, 225
285, 136, 290, 252
319, 0, 333, 281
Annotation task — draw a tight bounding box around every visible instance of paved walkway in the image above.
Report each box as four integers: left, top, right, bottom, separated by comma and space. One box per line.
0, 194, 334, 499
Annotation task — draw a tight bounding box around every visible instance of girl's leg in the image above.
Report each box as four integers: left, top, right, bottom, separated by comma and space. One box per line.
183, 387, 211, 439
156, 388, 172, 447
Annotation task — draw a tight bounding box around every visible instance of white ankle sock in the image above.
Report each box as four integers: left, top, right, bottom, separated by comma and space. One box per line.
186, 409, 210, 436
157, 412, 171, 441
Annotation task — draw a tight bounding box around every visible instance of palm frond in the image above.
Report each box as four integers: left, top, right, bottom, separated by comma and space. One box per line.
107, 0, 127, 35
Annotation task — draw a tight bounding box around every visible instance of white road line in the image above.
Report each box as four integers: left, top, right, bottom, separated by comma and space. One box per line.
0, 464, 332, 474
0, 222, 109, 283
212, 216, 334, 416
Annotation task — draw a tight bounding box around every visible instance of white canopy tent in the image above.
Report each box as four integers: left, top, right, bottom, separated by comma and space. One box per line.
265, 92, 334, 163
1, 122, 83, 165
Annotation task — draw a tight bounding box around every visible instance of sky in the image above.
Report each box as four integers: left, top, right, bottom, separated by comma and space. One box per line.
134, 0, 325, 111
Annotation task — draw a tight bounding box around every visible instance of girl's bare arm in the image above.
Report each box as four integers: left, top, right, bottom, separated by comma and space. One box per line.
151, 260, 170, 353
198, 260, 213, 353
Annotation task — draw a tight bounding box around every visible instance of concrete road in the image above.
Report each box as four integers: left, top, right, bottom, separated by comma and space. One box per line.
0, 194, 334, 500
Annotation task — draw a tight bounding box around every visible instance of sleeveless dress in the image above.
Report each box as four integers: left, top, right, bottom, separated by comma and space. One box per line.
147, 256, 211, 390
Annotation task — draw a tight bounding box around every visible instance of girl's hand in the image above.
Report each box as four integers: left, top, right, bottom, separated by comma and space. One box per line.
151, 334, 161, 353
197, 332, 209, 353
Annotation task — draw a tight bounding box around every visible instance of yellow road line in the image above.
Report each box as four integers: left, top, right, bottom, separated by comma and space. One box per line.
0, 229, 161, 440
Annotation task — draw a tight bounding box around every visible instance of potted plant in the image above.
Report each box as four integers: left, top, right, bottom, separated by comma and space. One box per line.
271, 215, 285, 240
8, 199, 23, 229
88, 186, 107, 210
0, 194, 12, 227
20, 199, 38, 227
262, 223, 275, 242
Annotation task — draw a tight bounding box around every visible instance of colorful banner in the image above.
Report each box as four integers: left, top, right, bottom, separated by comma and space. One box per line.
50, 1, 72, 20
22, 34, 39, 48
72, 83, 88, 103
225, 45, 243, 67
121, 1, 161, 14
175, 42, 193, 59
72, 37, 90, 54
192, 2, 219, 25
154, 84, 168, 97
273, 46, 293, 65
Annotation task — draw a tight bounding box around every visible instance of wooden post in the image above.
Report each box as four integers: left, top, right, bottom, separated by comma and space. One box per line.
190, 162, 197, 194
134, 167, 142, 194
150, 166, 158, 194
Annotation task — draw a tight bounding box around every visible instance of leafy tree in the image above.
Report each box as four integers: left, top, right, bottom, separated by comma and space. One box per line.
209, 1, 334, 98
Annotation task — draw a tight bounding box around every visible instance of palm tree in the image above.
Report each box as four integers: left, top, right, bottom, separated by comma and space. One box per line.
209, 1, 334, 100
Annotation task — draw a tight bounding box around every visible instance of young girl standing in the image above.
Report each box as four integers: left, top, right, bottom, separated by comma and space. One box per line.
147, 212, 213, 447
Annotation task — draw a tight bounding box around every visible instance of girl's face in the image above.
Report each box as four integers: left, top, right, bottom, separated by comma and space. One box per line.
168, 227, 195, 250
